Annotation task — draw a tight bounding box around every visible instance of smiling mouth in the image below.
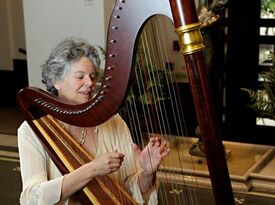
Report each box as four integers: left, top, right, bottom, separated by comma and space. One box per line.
79, 91, 92, 96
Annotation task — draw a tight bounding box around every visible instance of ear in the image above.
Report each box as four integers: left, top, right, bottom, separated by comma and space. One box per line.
53, 81, 61, 91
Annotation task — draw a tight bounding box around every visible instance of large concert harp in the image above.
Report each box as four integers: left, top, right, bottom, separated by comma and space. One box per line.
17, 0, 234, 205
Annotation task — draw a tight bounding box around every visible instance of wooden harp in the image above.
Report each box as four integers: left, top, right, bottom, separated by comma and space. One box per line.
17, 0, 234, 205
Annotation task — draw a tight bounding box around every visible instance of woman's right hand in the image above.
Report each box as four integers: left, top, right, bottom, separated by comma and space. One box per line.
88, 151, 125, 176
60, 151, 124, 200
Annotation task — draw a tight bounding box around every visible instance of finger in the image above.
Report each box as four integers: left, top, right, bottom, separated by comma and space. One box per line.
132, 143, 142, 157
159, 141, 168, 151
109, 161, 123, 171
153, 137, 162, 147
110, 152, 125, 159
161, 148, 171, 158
110, 157, 124, 164
149, 137, 156, 146
149, 137, 160, 148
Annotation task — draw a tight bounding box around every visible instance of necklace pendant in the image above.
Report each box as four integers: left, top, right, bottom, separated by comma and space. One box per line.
79, 137, 85, 145
79, 128, 87, 145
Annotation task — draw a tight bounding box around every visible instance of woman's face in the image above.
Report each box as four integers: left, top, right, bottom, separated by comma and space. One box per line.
54, 57, 97, 104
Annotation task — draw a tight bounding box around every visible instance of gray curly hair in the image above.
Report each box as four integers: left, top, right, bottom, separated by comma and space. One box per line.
41, 37, 101, 95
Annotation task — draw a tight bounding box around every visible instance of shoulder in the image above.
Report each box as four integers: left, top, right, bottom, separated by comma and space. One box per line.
112, 114, 128, 125
17, 121, 45, 152
99, 114, 131, 139
112, 114, 126, 124
103, 114, 128, 130
18, 121, 34, 136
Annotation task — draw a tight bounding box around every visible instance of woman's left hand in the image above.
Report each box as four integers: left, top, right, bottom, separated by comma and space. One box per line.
132, 136, 170, 175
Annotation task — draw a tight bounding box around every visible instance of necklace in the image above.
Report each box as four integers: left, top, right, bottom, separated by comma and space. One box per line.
60, 121, 87, 145
79, 128, 87, 145
78, 126, 98, 145
60, 121, 98, 146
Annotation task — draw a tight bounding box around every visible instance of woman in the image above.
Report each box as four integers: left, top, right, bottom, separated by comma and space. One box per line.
18, 37, 170, 205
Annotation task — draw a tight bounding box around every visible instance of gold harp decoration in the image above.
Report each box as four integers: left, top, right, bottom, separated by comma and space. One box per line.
175, 22, 205, 55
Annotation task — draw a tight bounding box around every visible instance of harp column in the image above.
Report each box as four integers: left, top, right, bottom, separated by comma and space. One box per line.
169, 0, 235, 205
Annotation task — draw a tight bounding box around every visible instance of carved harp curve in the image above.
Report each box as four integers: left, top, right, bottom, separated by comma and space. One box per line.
17, 0, 235, 205
17, 1, 173, 127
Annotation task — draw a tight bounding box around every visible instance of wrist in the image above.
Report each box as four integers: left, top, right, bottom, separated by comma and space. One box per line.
141, 169, 154, 177
138, 170, 156, 194
81, 162, 97, 180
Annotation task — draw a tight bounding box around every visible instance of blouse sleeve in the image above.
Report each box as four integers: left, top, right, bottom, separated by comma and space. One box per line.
113, 115, 158, 205
18, 121, 64, 205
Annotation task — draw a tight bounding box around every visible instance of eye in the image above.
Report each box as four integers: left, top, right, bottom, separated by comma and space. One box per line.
90, 74, 96, 81
78, 76, 84, 80
75, 73, 84, 79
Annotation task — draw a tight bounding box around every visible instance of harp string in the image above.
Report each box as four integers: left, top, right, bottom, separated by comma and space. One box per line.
119, 15, 206, 204
139, 19, 181, 203
124, 54, 166, 203
154, 19, 202, 199
142, 17, 183, 204
155, 16, 202, 205
37, 115, 133, 204
156, 16, 187, 136
106, 120, 129, 205
152, 16, 199, 204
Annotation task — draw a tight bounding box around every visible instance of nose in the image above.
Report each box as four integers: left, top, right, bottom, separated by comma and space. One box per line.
84, 76, 93, 87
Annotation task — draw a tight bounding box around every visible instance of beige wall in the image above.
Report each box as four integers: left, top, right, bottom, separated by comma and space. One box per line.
23, 0, 115, 88
0, 0, 26, 70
